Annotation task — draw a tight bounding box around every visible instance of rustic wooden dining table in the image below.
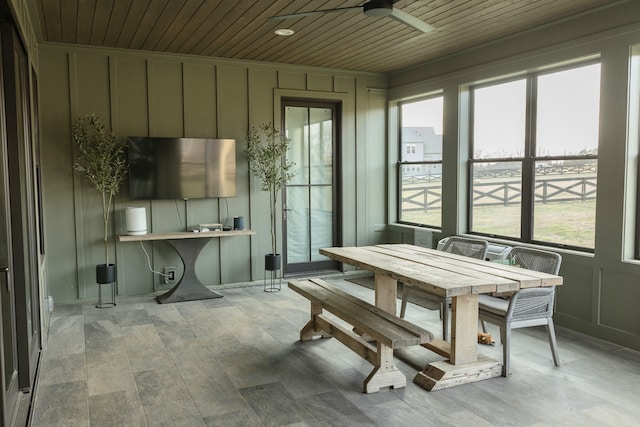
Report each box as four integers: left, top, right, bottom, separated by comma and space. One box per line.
319, 244, 563, 390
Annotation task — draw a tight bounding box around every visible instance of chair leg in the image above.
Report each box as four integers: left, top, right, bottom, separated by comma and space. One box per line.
502, 325, 511, 377
546, 319, 560, 366
442, 300, 449, 341
481, 320, 487, 333
400, 293, 408, 319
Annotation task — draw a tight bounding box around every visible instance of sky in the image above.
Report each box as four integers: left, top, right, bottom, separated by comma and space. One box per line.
401, 62, 601, 158
402, 96, 443, 135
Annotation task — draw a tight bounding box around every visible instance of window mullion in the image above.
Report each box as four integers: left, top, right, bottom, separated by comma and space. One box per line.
398, 96, 444, 228
521, 74, 537, 241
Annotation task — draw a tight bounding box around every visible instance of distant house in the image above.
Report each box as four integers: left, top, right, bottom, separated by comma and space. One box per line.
401, 126, 442, 178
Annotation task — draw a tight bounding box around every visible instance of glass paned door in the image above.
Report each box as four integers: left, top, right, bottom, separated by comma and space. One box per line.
0, 65, 17, 427
4, 24, 41, 391
0, 129, 17, 427
283, 101, 340, 274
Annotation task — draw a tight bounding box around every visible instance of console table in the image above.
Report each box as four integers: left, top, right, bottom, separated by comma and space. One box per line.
118, 230, 255, 303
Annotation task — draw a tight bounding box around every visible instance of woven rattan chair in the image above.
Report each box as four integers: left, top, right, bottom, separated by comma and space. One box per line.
400, 236, 489, 341
479, 246, 562, 376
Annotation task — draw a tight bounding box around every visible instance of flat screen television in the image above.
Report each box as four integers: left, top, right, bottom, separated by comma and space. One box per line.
127, 137, 236, 200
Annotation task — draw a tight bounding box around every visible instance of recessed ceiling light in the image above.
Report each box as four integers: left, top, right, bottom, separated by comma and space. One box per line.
275, 28, 294, 36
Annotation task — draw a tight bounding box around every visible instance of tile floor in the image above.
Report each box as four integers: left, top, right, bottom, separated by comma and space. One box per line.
31, 275, 640, 426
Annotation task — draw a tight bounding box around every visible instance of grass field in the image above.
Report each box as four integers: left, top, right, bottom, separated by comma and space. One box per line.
401, 200, 596, 249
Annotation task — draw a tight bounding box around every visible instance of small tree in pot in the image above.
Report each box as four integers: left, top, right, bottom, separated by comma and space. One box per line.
72, 113, 127, 302
246, 123, 296, 275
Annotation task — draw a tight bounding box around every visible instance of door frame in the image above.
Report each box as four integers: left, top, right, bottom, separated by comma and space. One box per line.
270, 89, 351, 276
281, 99, 342, 274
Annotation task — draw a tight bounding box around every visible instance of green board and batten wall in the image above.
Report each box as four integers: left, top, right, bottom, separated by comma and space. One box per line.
38, 44, 389, 303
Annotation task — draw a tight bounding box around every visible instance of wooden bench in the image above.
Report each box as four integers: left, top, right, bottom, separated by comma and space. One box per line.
288, 278, 434, 393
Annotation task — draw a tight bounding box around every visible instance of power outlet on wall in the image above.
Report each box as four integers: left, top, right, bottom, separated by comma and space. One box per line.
163, 266, 176, 284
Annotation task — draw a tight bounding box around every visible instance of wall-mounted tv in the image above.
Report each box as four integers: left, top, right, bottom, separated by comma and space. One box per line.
127, 137, 236, 200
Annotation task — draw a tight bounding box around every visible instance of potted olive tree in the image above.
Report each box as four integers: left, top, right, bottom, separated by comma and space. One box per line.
246, 122, 296, 283
72, 113, 127, 306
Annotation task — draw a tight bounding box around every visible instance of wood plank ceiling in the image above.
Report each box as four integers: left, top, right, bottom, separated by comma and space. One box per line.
34, 0, 622, 74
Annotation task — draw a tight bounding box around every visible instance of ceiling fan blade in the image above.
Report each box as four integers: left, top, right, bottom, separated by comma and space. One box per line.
269, 6, 361, 21
388, 9, 435, 33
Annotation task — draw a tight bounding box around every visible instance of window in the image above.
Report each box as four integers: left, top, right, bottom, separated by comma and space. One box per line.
398, 96, 443, 228
470, 62, 600, 250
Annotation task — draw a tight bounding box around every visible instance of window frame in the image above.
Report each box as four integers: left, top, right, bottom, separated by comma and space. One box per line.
636, 164, 640, 259
635, 99, 640, 259
468, 60, 600, 252
397, 94, 444, 229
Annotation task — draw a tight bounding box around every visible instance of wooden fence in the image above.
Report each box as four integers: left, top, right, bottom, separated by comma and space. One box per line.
402, 176, 597, 211
402, 162, 596, 184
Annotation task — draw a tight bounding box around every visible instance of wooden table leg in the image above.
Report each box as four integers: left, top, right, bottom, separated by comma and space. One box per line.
451, 294, 479, 365
352, 273, 397, 340
414, 293, 502, 390
374, 273, 397, 315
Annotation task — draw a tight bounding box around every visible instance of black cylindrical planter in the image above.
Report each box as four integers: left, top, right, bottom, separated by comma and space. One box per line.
265, 254, 281, 271
96, 264, 116, 284
264, 254, 281, 292
96, 264, 117, 308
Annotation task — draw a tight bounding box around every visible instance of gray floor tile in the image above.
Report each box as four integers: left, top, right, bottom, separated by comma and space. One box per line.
134, 368, 191, 407
141, 397, 206, 427
203, 408, 262, 427
88, 390, 147, 426
31, 381, 89, 427
47, 315, 86, 356
180, 367, 249, 418
38, 352, 87, 386
31, 278, 640, 427
296, 390, 375, 426
239, 382, 308, 427
87, 356, 137, 396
